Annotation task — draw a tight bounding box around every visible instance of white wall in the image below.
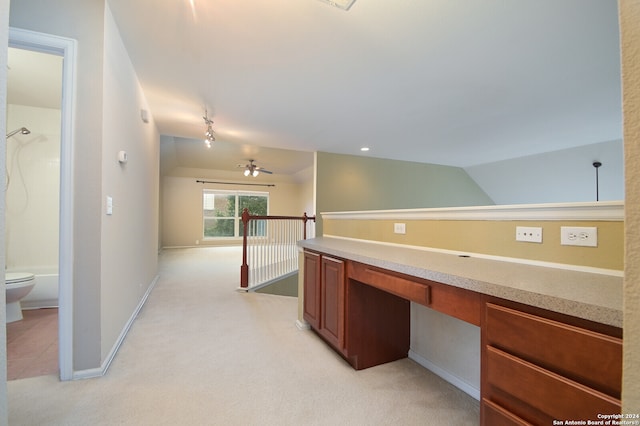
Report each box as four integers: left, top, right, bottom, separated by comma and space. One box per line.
5, 104, 61, 272
10, 0, 106, 371
410, 305, 480, 399
100, 3, 159, 362
1, 0, 10, 420
9, 0, 161, 373
294, 165, 315, 217
465, 139, 624, 204
162, 168, 312, 248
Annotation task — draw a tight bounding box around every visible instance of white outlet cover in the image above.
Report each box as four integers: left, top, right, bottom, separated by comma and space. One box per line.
561, 226, 597, 247
516, 226, 542, 243
394, 223, 406, 234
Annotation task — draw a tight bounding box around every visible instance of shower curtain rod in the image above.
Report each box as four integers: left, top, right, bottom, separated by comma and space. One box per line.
196, 179, 275, 188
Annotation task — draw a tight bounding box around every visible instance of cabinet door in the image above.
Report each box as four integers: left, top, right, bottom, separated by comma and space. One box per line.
302, 251, 321, 329
319, 256, 345, 351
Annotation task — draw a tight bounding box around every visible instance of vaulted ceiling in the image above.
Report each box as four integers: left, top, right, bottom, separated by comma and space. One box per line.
28, 1, 628, 175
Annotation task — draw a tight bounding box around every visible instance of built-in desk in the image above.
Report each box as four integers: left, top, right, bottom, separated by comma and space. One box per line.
298, 237, 623, 426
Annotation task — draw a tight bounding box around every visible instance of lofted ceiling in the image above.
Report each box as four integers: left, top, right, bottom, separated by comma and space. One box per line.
11, 1, 623, 176
106, 0, 621, 172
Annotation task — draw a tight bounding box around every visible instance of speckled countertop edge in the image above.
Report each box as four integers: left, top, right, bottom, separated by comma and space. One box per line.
298, 237, 623, 328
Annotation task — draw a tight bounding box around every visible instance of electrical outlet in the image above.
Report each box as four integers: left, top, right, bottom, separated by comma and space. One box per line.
561, 226, 597, 247
516, 226, 542, 243
394, 223, 406, 235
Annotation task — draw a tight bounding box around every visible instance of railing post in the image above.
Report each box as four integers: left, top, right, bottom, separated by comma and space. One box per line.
302, 212, 316, 240
302, 213, 308, 240
241, 211, 316, 290
240, 208, 250, 288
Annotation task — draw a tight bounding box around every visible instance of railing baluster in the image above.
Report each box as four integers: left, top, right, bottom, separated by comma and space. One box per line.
240, 209, 316, 290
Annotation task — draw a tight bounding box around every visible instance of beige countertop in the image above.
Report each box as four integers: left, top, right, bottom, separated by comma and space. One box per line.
298, 236, 623, 328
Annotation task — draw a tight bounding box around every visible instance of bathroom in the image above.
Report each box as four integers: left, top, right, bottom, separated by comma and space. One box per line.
5, 47, 63, 380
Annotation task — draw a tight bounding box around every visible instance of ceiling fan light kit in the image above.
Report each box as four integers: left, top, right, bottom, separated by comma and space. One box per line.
240, 160, 272, 177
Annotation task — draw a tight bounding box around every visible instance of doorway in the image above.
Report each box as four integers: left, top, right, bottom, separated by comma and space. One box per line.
8, 28, 76, 381
6, 46, 61, 379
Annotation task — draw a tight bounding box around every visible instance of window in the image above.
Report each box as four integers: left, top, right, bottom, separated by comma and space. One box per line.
203, 190, 269, 238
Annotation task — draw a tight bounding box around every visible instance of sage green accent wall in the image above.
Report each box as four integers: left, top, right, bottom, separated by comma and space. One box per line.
315, 152, 494, 235
323, 219, 624, 271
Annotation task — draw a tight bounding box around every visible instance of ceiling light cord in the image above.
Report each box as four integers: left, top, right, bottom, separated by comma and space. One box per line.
593, 161, 602, 202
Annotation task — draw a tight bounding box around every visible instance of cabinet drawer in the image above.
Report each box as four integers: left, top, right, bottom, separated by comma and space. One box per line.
486, 303, 622, 397
482, 398, 533, 426
349, 261, 481, 325
349, 261, 430, 305
486, 346, 620, 422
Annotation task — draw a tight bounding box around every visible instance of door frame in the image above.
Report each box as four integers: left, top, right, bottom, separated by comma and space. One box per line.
8, 27, 76, 381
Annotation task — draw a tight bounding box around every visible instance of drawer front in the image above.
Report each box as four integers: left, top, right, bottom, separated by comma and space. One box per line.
482, 398, 533, 426
349, 261, 481, 325
486, 346, 620, 422
349, 261, 431, 305
486, 303, 622, 397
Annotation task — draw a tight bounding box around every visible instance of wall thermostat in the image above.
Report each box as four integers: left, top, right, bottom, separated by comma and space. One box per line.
118, 150, 128, 164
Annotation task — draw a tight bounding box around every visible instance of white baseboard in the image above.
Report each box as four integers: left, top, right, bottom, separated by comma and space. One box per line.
72, 275, 160, 380
295, 319, 311, 330
408, 349, 480, 401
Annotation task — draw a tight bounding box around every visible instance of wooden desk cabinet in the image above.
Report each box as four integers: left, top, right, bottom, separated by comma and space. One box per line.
481, 297, 622, 425
319, 255, 346, 352
302, 250, 623, 425
303, 251, 411, 368
303, 251, 347, 356
302, 251, 321, 330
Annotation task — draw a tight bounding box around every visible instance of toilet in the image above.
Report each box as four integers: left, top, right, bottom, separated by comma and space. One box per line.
5, 272, 36, 323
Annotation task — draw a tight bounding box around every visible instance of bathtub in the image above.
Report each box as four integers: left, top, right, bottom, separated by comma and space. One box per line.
17, 268, 59, 309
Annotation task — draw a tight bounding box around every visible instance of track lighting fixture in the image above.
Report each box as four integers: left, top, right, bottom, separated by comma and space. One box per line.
203, 109, 215, 148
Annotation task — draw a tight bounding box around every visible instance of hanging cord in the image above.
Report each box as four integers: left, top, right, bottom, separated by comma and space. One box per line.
593, 161, 602, 202
6, 136, 33, 214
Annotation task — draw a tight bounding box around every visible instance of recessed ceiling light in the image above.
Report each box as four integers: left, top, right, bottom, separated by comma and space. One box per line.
360, 147, 370, 152
317, 0, 356, 11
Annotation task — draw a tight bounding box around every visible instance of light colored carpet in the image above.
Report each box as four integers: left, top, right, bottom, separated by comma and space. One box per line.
8, 247, 480, 425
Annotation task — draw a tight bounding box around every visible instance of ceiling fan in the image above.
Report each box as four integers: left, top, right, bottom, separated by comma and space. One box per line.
238, 160, 273, 177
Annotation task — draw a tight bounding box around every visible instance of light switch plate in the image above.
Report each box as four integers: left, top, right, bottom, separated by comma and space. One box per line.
394, 223, 406, 235
106, 196, 113, 215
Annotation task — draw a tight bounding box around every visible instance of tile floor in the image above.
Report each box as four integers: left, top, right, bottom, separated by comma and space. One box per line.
6, 308, 58, 380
